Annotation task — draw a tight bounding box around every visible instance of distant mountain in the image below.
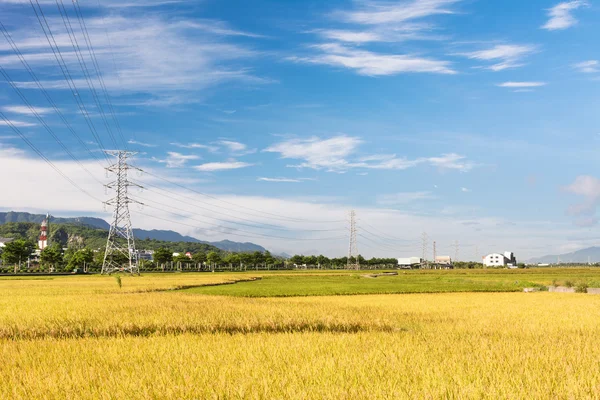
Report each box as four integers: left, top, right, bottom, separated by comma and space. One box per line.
0, 212, 109, 229
0, 211, 267, 253
202, 240, 266, 253
527, 247, 600, 264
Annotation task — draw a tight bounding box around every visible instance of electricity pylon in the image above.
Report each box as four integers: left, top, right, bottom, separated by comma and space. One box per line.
102, 150, 142, 275
347, 210, 360, 270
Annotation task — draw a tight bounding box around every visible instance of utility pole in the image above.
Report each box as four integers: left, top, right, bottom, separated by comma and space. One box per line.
102, 150, 142, 275
347, 210, 359, 270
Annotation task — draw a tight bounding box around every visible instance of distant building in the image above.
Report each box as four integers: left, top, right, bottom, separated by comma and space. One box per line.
483, 251, 517, 267
137, 250, 154, 261
185, 252, 192, 259
398, 257, 422, 268
435, 256, 452, 266
0, 237, 14, 248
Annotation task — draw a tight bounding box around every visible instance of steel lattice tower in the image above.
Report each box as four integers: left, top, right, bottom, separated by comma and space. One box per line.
347, 210, 360, 270
102, 150, 141, 275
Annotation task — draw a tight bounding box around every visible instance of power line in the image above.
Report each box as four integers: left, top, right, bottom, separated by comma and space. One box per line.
27, 0, 110, 160
53, 0, 120, 149
0, 65, 103, 186
0, 110, 101, 203
0, 20, 106, 168
131, 190, 346, 233
136, 203, 348, 242
70, 0, 127, 149
142, 170, 347, 225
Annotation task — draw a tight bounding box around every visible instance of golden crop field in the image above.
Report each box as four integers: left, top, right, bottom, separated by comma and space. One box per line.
2, 272, 600, 399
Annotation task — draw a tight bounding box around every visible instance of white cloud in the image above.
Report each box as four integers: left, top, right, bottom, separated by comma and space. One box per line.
289, 43, 456, 76
573, 60, 598, 73
0, 143, 585, 259
257, 177, 303, 183
217, 140, 247, 152
339, 0, 459, 25
564, 175, 600, 226
194, 161, 253, 172
458, 44, 536, 71
128, 140, 156, 148
154, 152, 199, 168
171, 142, 220, 152
2, 105, 54, 115
317, 30, 383, 43
265, 135, 473, 173
542, 1, 587, 31
3, 14, 265, 100
461, 187, 471, 192
0, 119, 36, 127
265, 135, 362, 172
497, 82, 547, 88
377, 191, 436, 205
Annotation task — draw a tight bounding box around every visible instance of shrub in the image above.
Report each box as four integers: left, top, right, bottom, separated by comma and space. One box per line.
565, 280, 574, 288
575, 283, 588, 293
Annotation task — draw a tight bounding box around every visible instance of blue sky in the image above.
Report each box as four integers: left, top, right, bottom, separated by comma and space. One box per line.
1, 0, 599, 259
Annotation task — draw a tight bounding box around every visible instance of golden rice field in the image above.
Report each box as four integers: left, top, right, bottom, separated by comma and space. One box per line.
2, 271, 600, 399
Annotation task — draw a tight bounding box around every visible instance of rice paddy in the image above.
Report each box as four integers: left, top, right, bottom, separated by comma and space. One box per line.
2, 269, 600, 398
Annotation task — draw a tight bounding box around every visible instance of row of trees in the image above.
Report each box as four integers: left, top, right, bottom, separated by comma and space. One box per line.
0, 240, 94, 273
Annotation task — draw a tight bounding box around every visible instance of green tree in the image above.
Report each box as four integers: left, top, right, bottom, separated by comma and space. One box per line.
206, 251, 221, 271
67, 248, 94, 270
153, 247, 172, 265
252, 251, 265, 270
290, 255, 303, 266
239, 253, 253, 270
1, 239, 35, 270
264, 250, 274, 270
317, 255, 328, 269
40, 244, 64, 272
173, 254, 191, 264
192, 252, 207, 265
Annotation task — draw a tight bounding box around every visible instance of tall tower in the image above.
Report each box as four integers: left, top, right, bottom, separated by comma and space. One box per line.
38, 213, 50, 250
347, 210, 360, 270
102, 150, 142, 275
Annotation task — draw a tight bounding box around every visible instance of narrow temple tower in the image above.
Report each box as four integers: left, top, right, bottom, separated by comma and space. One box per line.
38, 213, 50, 250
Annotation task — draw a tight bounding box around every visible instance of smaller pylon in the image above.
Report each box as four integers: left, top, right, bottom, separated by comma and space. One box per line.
347, 210, 360, 270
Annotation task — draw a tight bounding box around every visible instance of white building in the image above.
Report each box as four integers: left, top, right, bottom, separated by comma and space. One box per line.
483, 251, 517, 267
0, 237, 14, 248
398, 257, 422, 268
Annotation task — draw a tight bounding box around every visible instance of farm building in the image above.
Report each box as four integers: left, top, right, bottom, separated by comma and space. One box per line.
398, 257, 422, 268
483, 251, 517, 267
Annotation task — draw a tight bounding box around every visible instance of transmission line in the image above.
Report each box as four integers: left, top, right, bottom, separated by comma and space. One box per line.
53, 0, 120, 149
143, 170, 347, 224
0, 20, 107, 168
0, 111, 101, 203
131, 190, 346, 233
0, 65, 103, 185
135, 204, 348, 242
27, 0, 111, 159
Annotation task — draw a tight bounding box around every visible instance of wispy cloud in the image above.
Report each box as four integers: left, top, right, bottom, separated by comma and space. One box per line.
541, 1, 588, 31
289, 43, 455, 76
2, 105, 54, 115
3, 14, 265, 101
458, 44, 536, 71
461, 187, 471, 192
338, 0, 459, 25
128, 139, 156, 148
573, 60, 598, 73
257, 177, 303, 183
265, 135, 363, 172
0, 119, 36, 127
265, 135, 473, 173
171, 142, 219, 152
497, 82, 547, 88
217, 140, 246, 152
377, 191, 436, 205
194, 161, 254, 172
153, 152, 199, 168
564, 175, 600, 226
